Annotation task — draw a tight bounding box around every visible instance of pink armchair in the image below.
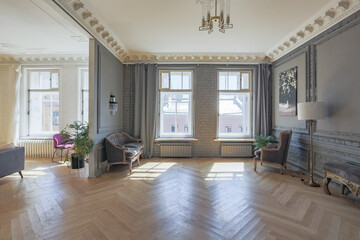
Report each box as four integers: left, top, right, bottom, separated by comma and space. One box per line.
52, 134, 74, 163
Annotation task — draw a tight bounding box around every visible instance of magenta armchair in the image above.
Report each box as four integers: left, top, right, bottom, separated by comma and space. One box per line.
52, 134, 74, 163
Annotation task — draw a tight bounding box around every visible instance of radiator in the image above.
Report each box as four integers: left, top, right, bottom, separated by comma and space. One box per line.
18, 140, 54, 158
221, 143, 253, 157
160, 143, 192, 157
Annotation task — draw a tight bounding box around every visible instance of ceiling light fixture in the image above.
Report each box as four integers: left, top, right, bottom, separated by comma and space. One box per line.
198, 0, 233, 34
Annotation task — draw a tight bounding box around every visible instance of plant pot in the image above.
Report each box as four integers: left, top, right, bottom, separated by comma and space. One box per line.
71, 154, 85, 169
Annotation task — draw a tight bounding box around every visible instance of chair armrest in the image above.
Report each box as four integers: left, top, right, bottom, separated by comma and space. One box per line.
105, 139, 127, 163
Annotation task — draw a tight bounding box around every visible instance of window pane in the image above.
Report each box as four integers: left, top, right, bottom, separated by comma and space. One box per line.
29, 92, 59, 135
228, 72, 240, 90
83, 91, 89, 123
182, 72, 191, 90
170, 72, 182, 90
30, 72, 40, 89
160, 92, 192, 136
219, 72, 227, 90
161, 72, 169, 89
218, 92, 250, 137
241, 73, 250, 89
51, 72, 59, 88
40, 72, 51, 89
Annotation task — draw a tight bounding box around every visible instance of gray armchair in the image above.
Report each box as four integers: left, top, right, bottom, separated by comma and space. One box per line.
254, 130, 292, 174
105, 133, 144, 173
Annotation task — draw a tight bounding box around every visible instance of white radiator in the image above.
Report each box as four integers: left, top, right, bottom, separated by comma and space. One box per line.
221, 143, 253, 157
18, 140, 54, 158
160, 143, 192, 157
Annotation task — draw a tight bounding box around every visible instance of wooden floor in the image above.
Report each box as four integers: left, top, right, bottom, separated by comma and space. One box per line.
0, 158, 360, 240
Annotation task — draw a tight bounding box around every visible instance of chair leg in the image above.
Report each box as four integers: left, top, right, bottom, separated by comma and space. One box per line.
129, 161, 133, 173
280, 166, 284, 175
107, 164, 110, 172
18, 171, 23, 178
51, 149, 57, 162
60, 149, 63, 163
137, 156, 140, 166
253, 158, 257, 171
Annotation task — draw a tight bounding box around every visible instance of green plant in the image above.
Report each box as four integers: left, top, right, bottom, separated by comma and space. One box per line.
60, 121, 94, 164
253, 135, 277, 151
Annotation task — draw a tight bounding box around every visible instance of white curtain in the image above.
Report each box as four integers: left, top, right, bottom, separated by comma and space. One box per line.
134, 64, 157, 158
0, 65, 20, 145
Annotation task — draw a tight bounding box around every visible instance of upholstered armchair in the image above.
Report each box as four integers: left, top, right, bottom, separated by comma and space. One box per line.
105, 132, 144, 173
254, 130, 292, 174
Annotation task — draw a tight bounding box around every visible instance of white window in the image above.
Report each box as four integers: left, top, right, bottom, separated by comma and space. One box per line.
28, 70, 60, 136
158, 70, 193, 138
80, 68, 89, 123
218, 71, 252, 138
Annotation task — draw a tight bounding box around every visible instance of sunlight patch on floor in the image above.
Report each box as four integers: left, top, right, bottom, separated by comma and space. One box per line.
130, 162, 176, 180
205, 162, 244, 180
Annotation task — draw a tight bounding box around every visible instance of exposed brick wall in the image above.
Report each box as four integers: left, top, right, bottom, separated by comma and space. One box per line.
123, 65, 135, 135
123, 64, 264, 157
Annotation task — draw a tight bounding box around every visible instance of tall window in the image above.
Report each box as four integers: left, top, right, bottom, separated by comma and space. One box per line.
218, 71, 252, 138
80, 68, 89, 123
28, 70, 59, 136
159, 70, 193, 138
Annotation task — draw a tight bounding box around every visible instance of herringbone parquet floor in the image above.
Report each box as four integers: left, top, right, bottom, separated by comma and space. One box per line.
1, 157, 359, 240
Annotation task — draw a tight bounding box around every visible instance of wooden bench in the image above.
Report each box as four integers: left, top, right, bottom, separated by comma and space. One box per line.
323, 162, 360, 198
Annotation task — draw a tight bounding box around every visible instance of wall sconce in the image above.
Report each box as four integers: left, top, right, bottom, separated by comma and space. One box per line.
109, 94, 118, 115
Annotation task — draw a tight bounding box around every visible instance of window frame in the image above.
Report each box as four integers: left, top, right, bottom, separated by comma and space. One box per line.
79, 68, 89, 123
157, 69, 195, 139
27, 69, 60, 137
217, 70, 253, 139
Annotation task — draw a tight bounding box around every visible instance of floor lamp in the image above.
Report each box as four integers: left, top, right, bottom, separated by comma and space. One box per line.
297, 102, 325, 187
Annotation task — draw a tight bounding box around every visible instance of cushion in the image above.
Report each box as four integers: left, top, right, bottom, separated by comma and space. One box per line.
0, 143, 15, 152
125, 148, 140, 158
123, 143, 144, 150
324, 162, 360, 184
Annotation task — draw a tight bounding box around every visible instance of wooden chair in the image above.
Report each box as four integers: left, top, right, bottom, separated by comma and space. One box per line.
254, 130, 292, 174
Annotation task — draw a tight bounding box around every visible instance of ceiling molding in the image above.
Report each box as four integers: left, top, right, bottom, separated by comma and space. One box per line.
0, 54, 88, 64
53, 0, 360, 64
54, 0, 127, 61
267, 0, 360, 62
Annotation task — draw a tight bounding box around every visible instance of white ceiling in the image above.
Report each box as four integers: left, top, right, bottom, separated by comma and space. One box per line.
83, 0, 332, 55
0, 0, 88, 56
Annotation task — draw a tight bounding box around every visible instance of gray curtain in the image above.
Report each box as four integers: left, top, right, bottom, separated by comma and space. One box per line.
255, 64, 272, 136
134, 64, 157, 158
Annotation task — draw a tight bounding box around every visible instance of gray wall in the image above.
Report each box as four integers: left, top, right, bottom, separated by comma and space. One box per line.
272, 11, 360, 175
89, 39, 124, 178
123, 64, 260, 157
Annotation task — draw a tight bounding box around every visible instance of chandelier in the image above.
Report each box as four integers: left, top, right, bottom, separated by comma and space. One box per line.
198, 0, 233, 34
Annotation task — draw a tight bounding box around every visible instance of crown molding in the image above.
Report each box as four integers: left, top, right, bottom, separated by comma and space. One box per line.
53, 0, 360, 64
54, 0, 127, 62
267, 0, 360, 62
0, 54, 88, 64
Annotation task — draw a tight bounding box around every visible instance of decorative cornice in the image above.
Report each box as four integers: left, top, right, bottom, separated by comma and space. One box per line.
53, 0, 360, 64
54, 0, 127, 62
0, 54, 88, 64
267, 0, 360, 62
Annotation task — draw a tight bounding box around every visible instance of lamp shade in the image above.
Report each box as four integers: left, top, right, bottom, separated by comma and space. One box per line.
297, 102, 325, 120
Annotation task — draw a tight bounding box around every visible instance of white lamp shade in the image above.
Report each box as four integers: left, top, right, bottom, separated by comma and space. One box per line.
297, 102, 325, 120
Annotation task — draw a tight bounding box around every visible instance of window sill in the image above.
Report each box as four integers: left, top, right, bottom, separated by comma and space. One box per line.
214, 138, 255, 142
154, 138, 198, 142
19, 136, 53, 140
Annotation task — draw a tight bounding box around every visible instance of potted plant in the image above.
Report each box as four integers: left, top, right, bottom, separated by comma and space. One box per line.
253, 135, 278, 151
61, 121, 94, 169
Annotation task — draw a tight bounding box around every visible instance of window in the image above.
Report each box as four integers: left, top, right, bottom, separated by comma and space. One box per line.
158, 70, 193, 138
80, 68, 89, 123
28, 70, 59, 136
218, 71, 252, 138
